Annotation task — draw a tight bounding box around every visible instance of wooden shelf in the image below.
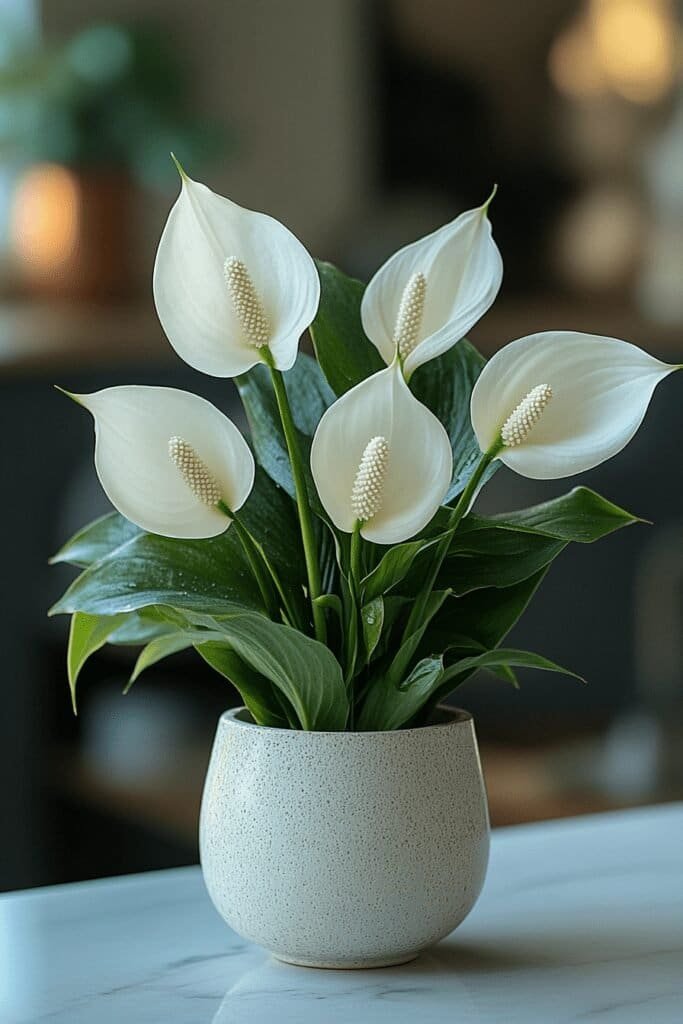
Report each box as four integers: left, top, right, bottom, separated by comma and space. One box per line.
50, 739, 678, 846
469, 295, 683, 358
0, 298, 174, 376
2, 293, 680, 378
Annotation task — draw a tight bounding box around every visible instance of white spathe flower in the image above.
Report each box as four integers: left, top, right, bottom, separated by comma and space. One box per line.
360, 194, 502, 379
68, 385, 255, 538
153, 167, 320, 377
470, 331, 680, 480
310, 361, 453, 544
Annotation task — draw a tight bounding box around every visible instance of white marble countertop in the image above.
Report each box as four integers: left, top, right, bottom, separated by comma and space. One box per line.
2, 804, 681, 1023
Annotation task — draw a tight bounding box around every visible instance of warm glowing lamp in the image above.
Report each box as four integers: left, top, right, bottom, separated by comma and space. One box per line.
11, 164, 80, 285
549, 0, 680, 105
9, 163, 131, 299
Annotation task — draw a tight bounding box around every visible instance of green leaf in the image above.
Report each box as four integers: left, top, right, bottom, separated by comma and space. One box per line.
108, 607, 177, 645
357, 656, 444, 731
237, 363, 293, 495
196, 611, 348, 731
197, 642, 294, 728
284, 349, 336, 434
410, 339, 498, 502
237, 467, 304, 582
369, 595, 411, 664
50, 530, 263, 618
310, 261, 384, 395
375, 589, 451, 696
482, 487, 643, 543
361, 533, 446, 603
361, 597, 384, 661
489, 664, 520, 688
67, 611, 129, 712
51, 512, 141, 568
439, 648, 585, 690
440, 526, 566, 595
432, 488, 641, 598
127, 633, 198, 689
411, 570, 549, 722
420, 568, 549, 656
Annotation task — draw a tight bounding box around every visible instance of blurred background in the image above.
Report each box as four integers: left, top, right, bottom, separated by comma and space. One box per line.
1, 0, 682, 892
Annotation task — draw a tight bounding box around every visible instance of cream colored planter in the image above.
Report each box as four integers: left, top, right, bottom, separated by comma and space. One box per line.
199, 706, 490, 969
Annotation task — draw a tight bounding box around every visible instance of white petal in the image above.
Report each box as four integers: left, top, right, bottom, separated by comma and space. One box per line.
471, 332, 678, 479
75, 386, 255, 538
310, 362, 452, 544
360, 202, 502, 377
153, 174, 320, 377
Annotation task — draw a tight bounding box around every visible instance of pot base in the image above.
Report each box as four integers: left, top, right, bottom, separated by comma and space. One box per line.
273, 951, 420, 970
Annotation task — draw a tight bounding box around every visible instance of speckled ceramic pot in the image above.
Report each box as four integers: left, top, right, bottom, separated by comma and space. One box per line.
199, 706, 490, 969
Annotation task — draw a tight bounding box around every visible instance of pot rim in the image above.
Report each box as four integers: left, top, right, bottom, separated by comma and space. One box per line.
218, 704, 472, 738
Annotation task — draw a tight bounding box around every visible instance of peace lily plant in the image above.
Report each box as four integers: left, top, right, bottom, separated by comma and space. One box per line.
51, 164, 680, 733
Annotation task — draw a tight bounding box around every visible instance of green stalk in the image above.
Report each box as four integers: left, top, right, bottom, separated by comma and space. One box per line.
220, 503, 279, 620
346, 521, 364, 730
447, 443, 500, 529
233, 511, 304, 629
402, 445, 499, 641
264, 357, 327, 644
350, 521, 363, 597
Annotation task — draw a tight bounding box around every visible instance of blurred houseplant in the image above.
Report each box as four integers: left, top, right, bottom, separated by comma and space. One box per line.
50, 168, 680, 966
0, 22, 223, 298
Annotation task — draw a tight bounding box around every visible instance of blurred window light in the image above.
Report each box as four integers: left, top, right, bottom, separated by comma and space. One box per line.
549, 0, 680, 105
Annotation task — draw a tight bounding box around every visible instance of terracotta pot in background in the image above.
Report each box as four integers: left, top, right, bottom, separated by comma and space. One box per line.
10, 163, 134, 300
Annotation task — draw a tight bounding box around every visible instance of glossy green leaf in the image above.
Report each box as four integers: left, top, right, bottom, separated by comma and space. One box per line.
361, 533, 446, 603
197, 642, 294, 728
433, 487, 641, 598
410, 339, 498, 502
67, 611, 129, 712
378, 589, 451, 696
482, 487, 643, 543
51, 512, 141, 568
361, 597, 384, 661
198, 611, 348, 731
108, 607, 177, 645
284, 349, 336, 434
368, 595, 411, 664
127, 633, 200, 689
440, 527, 566, 595
237, 467, 303, 581
237, 363, 294, 496
410, 570, 549, 724
420, 568, 549, 657
357, 656, 444, 731
50, 530, 262, 618
310, 261, 384, 395
439, 648, 585, 690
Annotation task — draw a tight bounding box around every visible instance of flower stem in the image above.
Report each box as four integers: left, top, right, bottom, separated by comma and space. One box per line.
219, 502, 279, 620
401, 445, 498, 642
446, 443, 499, 530
233, 511, 304, 629
350, 521, 363, 597
265, 358, 327, 644
347, 521, 364, 729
